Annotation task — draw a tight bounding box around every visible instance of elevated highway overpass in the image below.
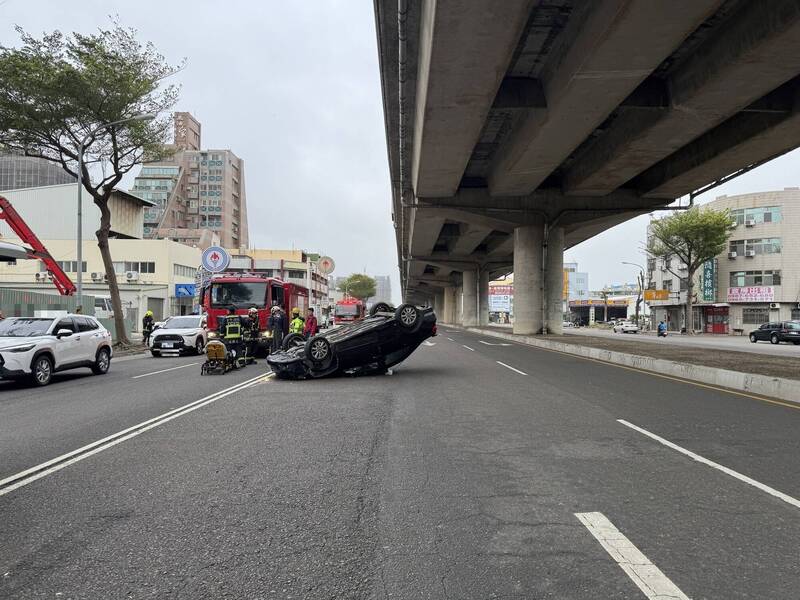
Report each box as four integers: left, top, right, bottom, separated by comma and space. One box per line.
374, 0, 800, 333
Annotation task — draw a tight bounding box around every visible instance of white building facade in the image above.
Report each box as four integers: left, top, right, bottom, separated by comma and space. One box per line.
647, 189, 800, 333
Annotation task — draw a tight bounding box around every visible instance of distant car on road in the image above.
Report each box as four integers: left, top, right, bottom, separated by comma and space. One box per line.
562, 321, 575, 328
0, 315, 112, 386
749, 321, 800, 345
150, 315, 208, 356
613, 321, 639, 334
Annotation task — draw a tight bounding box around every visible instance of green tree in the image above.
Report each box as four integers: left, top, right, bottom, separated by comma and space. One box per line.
339, 274, 376, 300
0, 23, 181, 344
647, 207, 734, 335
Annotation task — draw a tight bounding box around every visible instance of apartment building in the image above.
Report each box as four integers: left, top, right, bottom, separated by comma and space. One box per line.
648, 189, 800, 333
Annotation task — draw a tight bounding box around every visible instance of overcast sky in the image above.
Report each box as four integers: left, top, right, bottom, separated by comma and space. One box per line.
3, 1, 799, 301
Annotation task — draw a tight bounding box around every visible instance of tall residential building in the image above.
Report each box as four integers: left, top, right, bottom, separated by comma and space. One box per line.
369, 275, 393, 304
0, 153, 75, 191
563, 262, 589, 301
129, 112, 249, 249
647, 188, 800, 333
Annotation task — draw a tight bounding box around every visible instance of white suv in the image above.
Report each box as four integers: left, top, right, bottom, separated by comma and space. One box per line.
0, 315, 113, 386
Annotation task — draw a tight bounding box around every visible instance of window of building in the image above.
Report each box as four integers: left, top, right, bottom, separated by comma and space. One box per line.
663, 279, 672, 292
731, 206, 782, 226
729, 270, 781, 287
52, 261, 87, 273
729, 238, 781, 255
743, 307, 770, 324
174, 264, 196, 278
791, 308, 800, 321
288, 270, 306, 279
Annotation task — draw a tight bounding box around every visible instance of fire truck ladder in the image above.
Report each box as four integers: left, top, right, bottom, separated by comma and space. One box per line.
0, 195, 77, 296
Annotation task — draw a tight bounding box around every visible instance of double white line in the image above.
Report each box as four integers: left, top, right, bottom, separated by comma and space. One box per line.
0, 373, 271, 498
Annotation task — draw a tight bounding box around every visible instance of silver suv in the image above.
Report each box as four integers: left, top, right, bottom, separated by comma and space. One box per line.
0, 315, 113, 386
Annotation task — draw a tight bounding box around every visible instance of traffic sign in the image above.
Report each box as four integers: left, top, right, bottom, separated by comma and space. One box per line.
201, 246, 230, 273
317, 255, 335, 275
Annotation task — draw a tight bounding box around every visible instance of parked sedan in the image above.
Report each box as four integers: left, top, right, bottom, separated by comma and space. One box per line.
612, 321, 639, 334
749, 320, 800, 345
150, 315, 208, 356
267, 303, 436, 379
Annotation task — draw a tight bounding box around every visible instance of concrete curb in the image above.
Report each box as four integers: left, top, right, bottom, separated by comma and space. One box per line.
454, 325, 800, 405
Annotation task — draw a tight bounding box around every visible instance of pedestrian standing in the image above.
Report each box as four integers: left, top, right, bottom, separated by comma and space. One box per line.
142, 310, 155, 345
303, 307, 318, 339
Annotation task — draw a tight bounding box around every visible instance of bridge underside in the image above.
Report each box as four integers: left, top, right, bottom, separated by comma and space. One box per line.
375, 0, 800, 331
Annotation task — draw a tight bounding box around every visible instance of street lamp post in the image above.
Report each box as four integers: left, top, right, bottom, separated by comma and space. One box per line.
76, 113, 156, 309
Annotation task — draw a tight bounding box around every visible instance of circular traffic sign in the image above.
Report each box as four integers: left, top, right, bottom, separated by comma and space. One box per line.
201, 246, 230, 273
317, 255, 335, 275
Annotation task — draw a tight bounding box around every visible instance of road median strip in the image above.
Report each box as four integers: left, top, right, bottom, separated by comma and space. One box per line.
457, 326, 799, 406
0, 372, 272, 498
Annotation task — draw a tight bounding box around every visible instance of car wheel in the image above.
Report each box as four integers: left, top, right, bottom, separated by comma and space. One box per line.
369, 302, 393, 317
749, 333, 757, 343
770, 333, 780, 345
305, 335, 333, 368
395, 303, 421, 330
91, 347, 111, 375
150, 350, 160, 357
31, 355, 53, 387
282, 333, 306, 350
195, 338, 205, 355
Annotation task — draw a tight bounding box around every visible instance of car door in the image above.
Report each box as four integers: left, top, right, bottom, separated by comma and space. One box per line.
51, 317, 81, 366
75, 317, 102, 362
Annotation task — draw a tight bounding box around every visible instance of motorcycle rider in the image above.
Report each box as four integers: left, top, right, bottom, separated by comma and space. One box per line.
142, 310, 155, 345
657, 320, 668, 337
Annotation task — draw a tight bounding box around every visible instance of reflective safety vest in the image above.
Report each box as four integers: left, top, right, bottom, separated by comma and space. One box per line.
224, 316, 243, 340
290, 317, 304, 334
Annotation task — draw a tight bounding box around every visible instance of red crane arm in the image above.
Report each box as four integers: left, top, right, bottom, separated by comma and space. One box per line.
0, 195, 77, 296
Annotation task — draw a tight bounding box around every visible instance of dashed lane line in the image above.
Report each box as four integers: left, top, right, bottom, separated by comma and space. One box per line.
0, 372, 273, 498
496, 361, 527, 376
618, 419, 800, 510
462, 345, 475, 351
576, 512, 690, 600
131, 362, 200, 379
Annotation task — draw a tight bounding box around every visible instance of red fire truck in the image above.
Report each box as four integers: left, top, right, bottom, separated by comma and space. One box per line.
333, 297, 365, 324
199, 272, 308, 347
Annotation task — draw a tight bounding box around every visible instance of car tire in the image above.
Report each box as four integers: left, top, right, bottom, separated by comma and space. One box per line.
749, 333, 757, 343
305, 335, 333, 369
195, 338, 205, 355
31, 354, 53, 387
770, 333, 780, 345
370, 302, 393, 316
282, 333, 306, 350
150, 350, 160, 357
91, 347, 111, 375
395, 303, 421, 331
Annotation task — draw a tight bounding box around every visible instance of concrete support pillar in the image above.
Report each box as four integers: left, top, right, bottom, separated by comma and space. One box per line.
461, 270, 478, 327
478, 269, 490, 326
545, 225, 565, 334
443, 286, 456, 324
455, 286, 463, 325
513, 222, 543, 335
433, 291, 444, 319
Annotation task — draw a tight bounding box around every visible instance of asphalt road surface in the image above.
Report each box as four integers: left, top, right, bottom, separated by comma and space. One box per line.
1, 329, 798, 599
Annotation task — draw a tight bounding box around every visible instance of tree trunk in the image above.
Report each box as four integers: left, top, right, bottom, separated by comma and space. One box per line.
685, 270, 695, 336
95, 198, 131, 345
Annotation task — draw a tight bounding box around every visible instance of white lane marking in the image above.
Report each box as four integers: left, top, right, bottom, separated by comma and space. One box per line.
496, 361, 527, 375
479, 340, 512, 346
447, 337, 454, 341
462, 345, 475, 351
423, 341, 436, 347
0, 373, 272, 497
575, 512, 690, 600
618, 419, 800, 510
131, 362, 200, 379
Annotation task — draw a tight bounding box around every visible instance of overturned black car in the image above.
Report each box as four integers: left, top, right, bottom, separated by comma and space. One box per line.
266, 303, 436, 379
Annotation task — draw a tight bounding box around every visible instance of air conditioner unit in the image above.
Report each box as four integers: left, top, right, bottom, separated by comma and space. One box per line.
728, 251, 737, 259
34, 271, 49, 281
745, 218, 756, 227
769, 303, 780, 309
90, 272, 102, 282
745, 250, 756, 257
125, 270, 140, 282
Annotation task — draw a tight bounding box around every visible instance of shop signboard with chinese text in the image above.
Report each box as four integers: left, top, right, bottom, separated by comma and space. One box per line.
727, 286, 774, 302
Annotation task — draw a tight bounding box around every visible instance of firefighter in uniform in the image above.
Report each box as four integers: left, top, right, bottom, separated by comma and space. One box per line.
218, 307, 246, 368
289, 307, 305, 335
245, 307, 260, 363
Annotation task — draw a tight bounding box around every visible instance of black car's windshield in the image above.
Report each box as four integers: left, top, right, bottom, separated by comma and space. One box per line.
0, 318, 53, 337
165, 316, 202, 329
335, 304, 360, 316
211, 282, 267, 308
